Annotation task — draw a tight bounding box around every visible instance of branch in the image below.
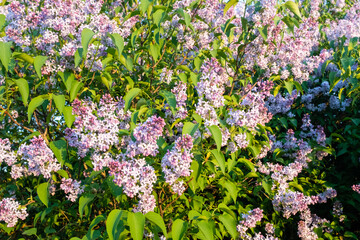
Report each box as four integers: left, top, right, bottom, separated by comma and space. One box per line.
0, 105, 34, 133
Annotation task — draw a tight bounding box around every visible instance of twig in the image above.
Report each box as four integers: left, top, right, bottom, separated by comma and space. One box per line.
0, 105, 34, 133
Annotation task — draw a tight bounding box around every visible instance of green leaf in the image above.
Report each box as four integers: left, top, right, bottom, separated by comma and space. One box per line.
262, 180, 272, 196
258, 25, 268, 41
153, 9, 165, 27
70, 81, 83, 102
145, 212, 167, 237
283, 1, 302, 19
81, 28, 95, 54
159, 90, 177, 115
124, 88, 141, 111
63, 106, 75, 128
37, 182, 49, 207
53, 95, 65, 113
22, 228, 37, 236
140, 0, 152, 14
149, 44, 160, 62
198, 221, 214, 240
56, 169, 69, 179
224, 0, 238, 16
12, 52, 34, 64
219, 213, 238, 239
0, 14, 5, 30
34, 56, 48, 79
110, 33, 124, 59
284, 80, 294, 94
182, 122, 199, 136
28, 95, 47, 123
128, 212, 145, 240
208, 125, 222, 151
49, 140, 67, 167
224, 181, 238, 203
106, 210, 127, 240
172, 219, 188, 240
14, 78, 29, 106
211, 149, 225, 174
79, 194, 95, 219
0, 41, 12, 72
74, 48, 84, 68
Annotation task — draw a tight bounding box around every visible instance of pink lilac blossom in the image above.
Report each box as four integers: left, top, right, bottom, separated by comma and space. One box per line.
171, 81, 188, 120
0, 0, 139, 75
65, 94, 131, 163
15, 136, 61, 179
0, 138, 17, 166
161, 134, 194, 195
0, 198, 28, 228
227, 81, 273, 130
127, 115, 165, 157
109, 157, 157, 213
196, 58, 230, 108
352, 184, 360, 194
60, 178, 85, 202
234, 133, 249, 149
237, 208, 264, 238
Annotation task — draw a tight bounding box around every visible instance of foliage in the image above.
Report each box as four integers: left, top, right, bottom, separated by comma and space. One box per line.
0, 0, 359, 239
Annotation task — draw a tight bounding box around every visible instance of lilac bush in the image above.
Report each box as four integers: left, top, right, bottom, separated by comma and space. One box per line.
0, 0, 359, 239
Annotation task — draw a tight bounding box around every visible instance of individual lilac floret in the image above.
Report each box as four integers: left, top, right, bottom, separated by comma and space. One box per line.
161, 134, 194, 195
0, 138, 17, 166
15, 136, 61, 179
109, 158, 157, 213
127, 115, 166, 157
60, 178, 85, 202
0, 198, 28, 228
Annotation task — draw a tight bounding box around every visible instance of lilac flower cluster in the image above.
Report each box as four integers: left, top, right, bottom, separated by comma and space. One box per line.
301, 81, 351, 112
196, 58, 230, 108
239, 0, 326, 82
297, 209, 329, 240
0, 198, 28, 228
265, 90, 298, 115
171, 81, 188, 120
227, 81, 273, 130
237, 208, 266, 239
0, 138, 16, 166
14, 136, 61, 179
161, 134, 194, 195
0, 0, 139, 74
60, 178, 85, 202
325, 1, 360, 45
272, 188, 336, 219
109, 158, 157, 213
65, 94, 131, 169
127, 115, 166, 157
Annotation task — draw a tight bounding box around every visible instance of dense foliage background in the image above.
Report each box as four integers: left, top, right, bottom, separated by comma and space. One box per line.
0, 0, 360, 239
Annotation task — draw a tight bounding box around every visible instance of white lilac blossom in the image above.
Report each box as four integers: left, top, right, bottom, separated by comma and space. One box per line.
15, 136, 61, 179
60, 178, 85, 202
0, 198, 28, 228
161, 134, 194, 195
